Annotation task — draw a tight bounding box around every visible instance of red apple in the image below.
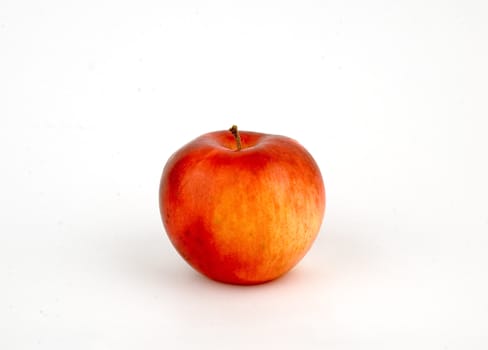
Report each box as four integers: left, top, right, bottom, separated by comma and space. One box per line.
159, 125, 325, 285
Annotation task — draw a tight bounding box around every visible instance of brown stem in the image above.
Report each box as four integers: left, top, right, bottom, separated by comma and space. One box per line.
229, 125, 242, 151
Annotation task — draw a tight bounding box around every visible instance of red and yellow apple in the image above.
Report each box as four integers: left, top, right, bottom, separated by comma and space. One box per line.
159, 125, 325, 285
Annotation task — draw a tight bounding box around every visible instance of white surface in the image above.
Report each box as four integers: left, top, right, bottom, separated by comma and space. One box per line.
1, 0, 488, 349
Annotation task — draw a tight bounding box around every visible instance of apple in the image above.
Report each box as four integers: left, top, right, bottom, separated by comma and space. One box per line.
159, 125, 325, 285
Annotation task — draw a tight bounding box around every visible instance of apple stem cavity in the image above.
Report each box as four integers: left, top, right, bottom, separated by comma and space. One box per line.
229, 125, 242, 151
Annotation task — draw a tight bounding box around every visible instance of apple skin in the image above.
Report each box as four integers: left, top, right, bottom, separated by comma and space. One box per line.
159, 128, 325, 285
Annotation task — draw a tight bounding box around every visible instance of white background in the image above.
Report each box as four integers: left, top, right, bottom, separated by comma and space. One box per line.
1, 0, 488, 349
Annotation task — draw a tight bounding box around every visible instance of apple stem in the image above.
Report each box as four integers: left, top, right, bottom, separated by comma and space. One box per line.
229, 125, 242, 151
